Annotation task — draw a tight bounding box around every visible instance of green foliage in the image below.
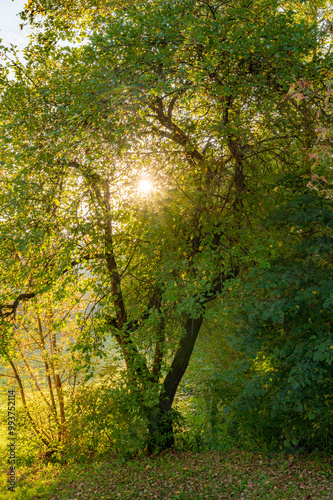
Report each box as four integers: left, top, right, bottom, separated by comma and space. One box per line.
64, 381, 151, 461
0, 394, 42, 469
1, 0, 333, 457
224, 178, 333, 451
174, 310, 247, 451
175, 175, 333, 453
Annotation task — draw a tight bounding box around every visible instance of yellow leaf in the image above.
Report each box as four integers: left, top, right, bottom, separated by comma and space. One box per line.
279, 241, 282, 247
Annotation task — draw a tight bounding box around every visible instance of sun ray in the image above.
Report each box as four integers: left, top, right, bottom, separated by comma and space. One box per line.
139, 180, 153, 194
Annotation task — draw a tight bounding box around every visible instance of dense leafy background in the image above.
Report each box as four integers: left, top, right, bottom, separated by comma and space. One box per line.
0, 0, 333, 475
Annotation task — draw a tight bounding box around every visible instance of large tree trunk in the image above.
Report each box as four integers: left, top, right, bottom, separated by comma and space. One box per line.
147, 316, 204, 452
147, 402, 174, 453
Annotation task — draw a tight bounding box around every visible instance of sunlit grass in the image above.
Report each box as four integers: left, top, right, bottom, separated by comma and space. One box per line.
0, 451, 331, 499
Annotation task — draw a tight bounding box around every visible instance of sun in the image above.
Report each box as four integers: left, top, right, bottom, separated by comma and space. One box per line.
139, 179, 153, 194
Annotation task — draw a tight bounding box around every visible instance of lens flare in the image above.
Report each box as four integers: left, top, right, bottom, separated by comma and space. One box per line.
139, 180, 153, 193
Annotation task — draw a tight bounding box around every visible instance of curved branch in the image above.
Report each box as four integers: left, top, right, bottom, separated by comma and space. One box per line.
0, 253, 108, 319
0, 293, 35, 319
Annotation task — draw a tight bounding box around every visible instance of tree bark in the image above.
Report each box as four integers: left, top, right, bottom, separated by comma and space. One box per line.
147, 315, 203, 452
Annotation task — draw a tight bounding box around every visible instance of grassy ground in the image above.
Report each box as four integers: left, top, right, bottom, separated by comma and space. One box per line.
0, 450, 332, 500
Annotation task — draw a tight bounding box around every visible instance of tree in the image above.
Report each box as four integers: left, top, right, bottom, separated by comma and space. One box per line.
224, 173, 333, 450
0, 0, 332, 450
0, 285, 90, 458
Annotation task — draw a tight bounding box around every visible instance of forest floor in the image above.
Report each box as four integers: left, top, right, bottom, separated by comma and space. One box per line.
0, 450, 332, 500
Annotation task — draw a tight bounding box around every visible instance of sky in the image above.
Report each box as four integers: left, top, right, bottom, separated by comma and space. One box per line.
0, 0, 31, 53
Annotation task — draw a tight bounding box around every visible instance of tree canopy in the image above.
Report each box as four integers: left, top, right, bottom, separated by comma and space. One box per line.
0, 0, 333, 451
